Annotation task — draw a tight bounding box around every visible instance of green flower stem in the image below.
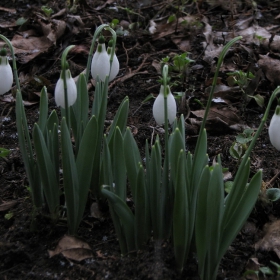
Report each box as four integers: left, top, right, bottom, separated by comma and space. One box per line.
162, 64, 169, 237
85, 24, 117, 82
163, 64, 169, 150
61, 45, 75, 128
238, 86, 280, 175
0, 34, 21, 94
194, 36, 242, 156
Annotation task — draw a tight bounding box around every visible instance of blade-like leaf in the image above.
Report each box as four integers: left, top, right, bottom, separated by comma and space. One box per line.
101, 188, 135, 253
195, 165, 211, 276
61, 118, 80, 235
33, 124, 59, 218
100, 135, 114, 190
37, 86, 48, 133
169, 128, 185, 184
112, 127, 127, 201
76, 116, 98, 225
123, 128, 142, 199
107, 96, 129, 144
223, 158, 250, 223
135, 165, 147, 249
149, 141, 162, 239
219, 170, 262, 260
173, 150, 189, 272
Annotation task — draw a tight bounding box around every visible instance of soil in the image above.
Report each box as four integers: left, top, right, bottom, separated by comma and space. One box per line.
1, 0, 280, 279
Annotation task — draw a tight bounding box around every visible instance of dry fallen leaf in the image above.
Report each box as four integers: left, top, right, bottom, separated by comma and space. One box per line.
258, 55, 280, 85
255, 220, 280, 258
0, 200, 17, 212
48, 235, 93, 262
90, 202, 103, 219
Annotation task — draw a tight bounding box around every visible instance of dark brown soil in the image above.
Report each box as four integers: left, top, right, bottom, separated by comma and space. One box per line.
1, 1, 280, 279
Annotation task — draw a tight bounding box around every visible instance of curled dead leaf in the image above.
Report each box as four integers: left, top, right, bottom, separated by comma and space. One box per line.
258, 55, 280, 85
0, 200, 17, 212
48, 235, 93, 262
255, 220, 280, 258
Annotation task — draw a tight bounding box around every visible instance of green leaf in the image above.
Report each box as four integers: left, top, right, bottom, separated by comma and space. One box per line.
4, 212, 13, 220
266, 188, 280, 202
16, 92, 43, 207
248, 94, 264, 108
270, 261, 280, 274
169, 128, 185, 184
173, 150, 189, 272
148, 141, 162, 239
100, 135, 114, 190
123, 128, 142, 199
101, 188, 136, 252
75, 116, 98, 225
259, 266, 274, 276
224, 181, 234, 194
0, 147, 10, 158
46, 110, 59, 133
112, 127, 126, 201
77, 73, 89, 129
229, 142, 243, 159
195, 165, 211, 277
141, 94, 155, 104
134, 165, 147, 249
223, 158, 250, 220
33, 124, 59, 218
220, 170, 262, 260
16, 17, 28, 26
37, 87, 48, 133
167, 14, 176, 23
107, 96, 129, 145
61, 118, 80, 235
207, 163, 224, 277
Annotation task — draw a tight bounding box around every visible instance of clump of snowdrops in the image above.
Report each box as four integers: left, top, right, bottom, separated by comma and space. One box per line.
0, 24, 125, 235
2, 29, 280, 279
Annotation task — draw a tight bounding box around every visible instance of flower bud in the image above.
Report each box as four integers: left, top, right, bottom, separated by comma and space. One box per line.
107, 40, 119, 82
269, 105, 280, 150
153, 85, 177, 125
91, 36, 110, 82
0, 49, 13, 95
54, 69, 77, 108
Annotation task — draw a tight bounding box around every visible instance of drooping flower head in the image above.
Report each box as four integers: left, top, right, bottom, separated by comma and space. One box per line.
91, 36, 119, 82
91, 36, 110, 82
269, 105, 280, 150
153, 85, 177, 125
54, 63, 77, 108
107, 39, 119, 82
0, 48, 13, 95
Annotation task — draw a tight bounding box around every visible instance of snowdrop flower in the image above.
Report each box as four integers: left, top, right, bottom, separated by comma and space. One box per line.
54, 69, 77, 108
91, 36, 111, 82
149, 20, 157, 34
0, 48, 13, 95
153, 85, 177, 125
269, 105, 280, 151
107, 39, 119, 82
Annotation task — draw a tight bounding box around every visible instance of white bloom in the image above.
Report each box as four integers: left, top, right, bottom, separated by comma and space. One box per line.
149, 20, 157, 34
0, 56, 13, 95
91, 43, 111, 82
107, 47, 119, 82
153, 85, 177, 125
54, 69, 77, 108
269, 105, 280, 150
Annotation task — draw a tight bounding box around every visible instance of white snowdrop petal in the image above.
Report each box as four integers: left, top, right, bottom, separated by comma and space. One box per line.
153, 85, 177, 125
91, 44, 110, 82
54, 72, 77, 108
0, 56, 13, 95
269, 111, 280, 150
109, 53, 119, 82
